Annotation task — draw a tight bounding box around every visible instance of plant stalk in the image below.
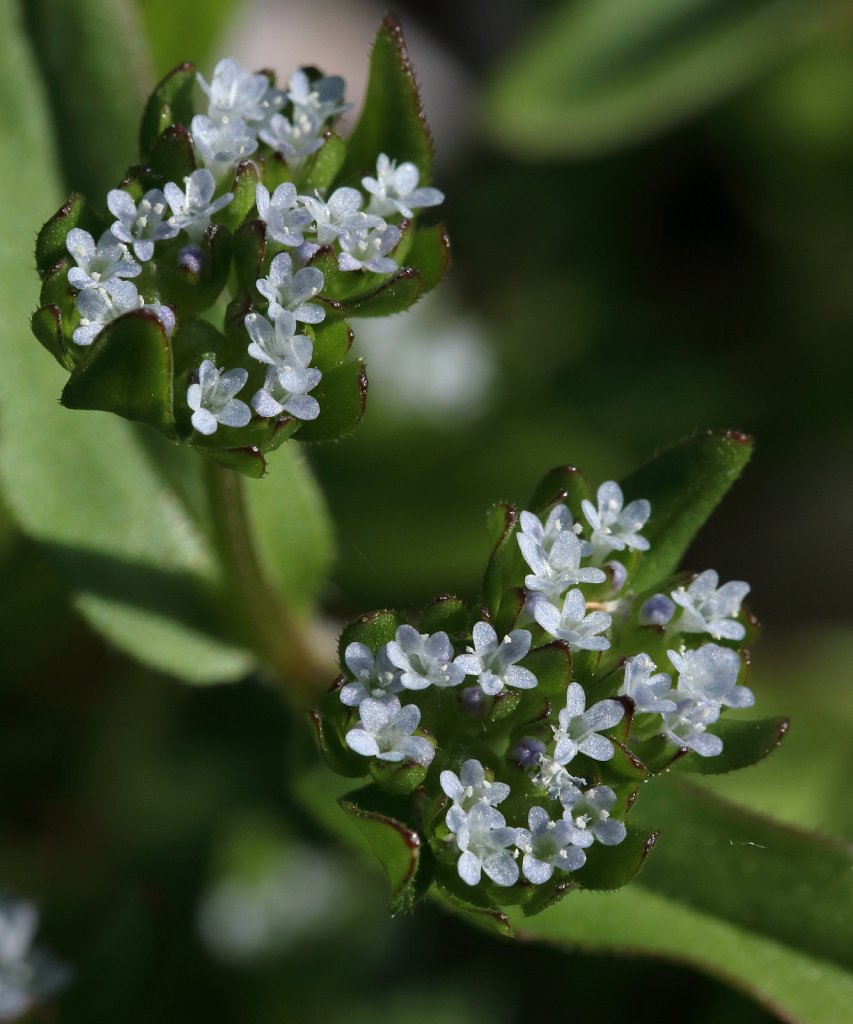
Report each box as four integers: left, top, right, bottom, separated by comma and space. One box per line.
205, 461, 336, 697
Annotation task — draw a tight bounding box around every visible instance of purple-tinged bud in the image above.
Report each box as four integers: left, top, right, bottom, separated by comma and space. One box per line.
177, 244, 206, 276
460, 685, 487, 717
511, 736, 547, 767
639, 593, 676, 626
603, 560, 629, 594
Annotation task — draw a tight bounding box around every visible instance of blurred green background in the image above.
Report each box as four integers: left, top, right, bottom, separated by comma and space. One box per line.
2, 0, 852, 1020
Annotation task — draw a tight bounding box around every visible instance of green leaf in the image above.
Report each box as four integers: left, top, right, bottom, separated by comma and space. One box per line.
481, 502, 522, 618
527, 464, 591, 518
149, 122, 197, 181
35, 194, 102, 276
622, 430, 754, 592
483, 0, 843, 159
311, 319, 353, 373
671, 716, 790, 775
339, 15, 434, 181
23, 0, 151, 196
571, 825, 659, 893
339, 785, 423, 912
158, 222, 232, 315
521, 642, 572, 698
297, 359, 368, 443
139, 61, 196, 159
334, 269, 424, 318
301, 133, 347, 192
61, 309, 176, 435
512, 781, 853, 1023
405, 225, 451, 295
632, 780, 853, 970
434, 876, 513, 937
31, 305, 73, 371
338, 609, 403, 662
196, 445, 267, 480
232, 221, 266, 291
419, 595, 469, 636
218, 160, 260, 232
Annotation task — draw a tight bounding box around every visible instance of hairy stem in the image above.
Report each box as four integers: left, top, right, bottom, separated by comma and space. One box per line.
205, 461, 336, 696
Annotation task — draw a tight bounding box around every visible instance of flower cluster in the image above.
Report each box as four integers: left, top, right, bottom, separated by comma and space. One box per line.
316, 466, 760, 913
33, 23, 448, 476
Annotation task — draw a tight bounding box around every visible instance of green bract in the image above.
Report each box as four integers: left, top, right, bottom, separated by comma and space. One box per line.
31, 17, 449, 477
313, 432, 789, 922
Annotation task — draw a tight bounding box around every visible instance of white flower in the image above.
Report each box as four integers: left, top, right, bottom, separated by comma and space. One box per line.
668, 643, 754, 709
251, 364, 321, 421
259, 109, 325, 165
521, 528, 606, 605
65, 228, 140, 291
256, 252, 325, 323
661, 696, 723, 757
560, 784, 627, 847
339, 642, 402, 707
441, 759, 510, 835
618, 653, 676, 714
72, 281, 142, 346
191, 114, 258, 182
164, 169, 233, 242
533, 589, 612, 651
0, 897, 71, 1022
362, 154, 444, 219
244, 309, 315, 371
453, 622, 538, 696
345, 696, 434, 766
515, 806, 586, 884
197, 58, 270, 124
299, 188, 380, 250
287, 69, 350, 123
581, 481, 651, 564
552, 681, 624, 765
107, 188, 178, 261
386, 625, 465, 691
255, 183, 313, 247
454, 803, 519, 887
671, 570, 750, 641
532, 755, 586, 799
187, 359, 251, 435
519, 505, 578, 556
337, 222, 400, 274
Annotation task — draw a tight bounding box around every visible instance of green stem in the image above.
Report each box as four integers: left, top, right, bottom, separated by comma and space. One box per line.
205, 461, 336, 697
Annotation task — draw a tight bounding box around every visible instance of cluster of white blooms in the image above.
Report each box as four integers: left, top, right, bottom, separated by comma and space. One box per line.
332, 477, 756, 892
438, 759, 625, 888
0, 898, 70, 1020
66, 170, 234, 349
59, 56, 445, 440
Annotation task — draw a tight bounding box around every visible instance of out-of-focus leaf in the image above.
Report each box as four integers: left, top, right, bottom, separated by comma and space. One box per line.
484, 0, 844, 158
632, 779, 853, 971
339, 15, 434, 181
135, 0, 240, 73
621, 430, 753, 592
339, 784, 423, 912
246, 446, 334, 612
22, 0, 151, 196
671, 716, 790, 775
